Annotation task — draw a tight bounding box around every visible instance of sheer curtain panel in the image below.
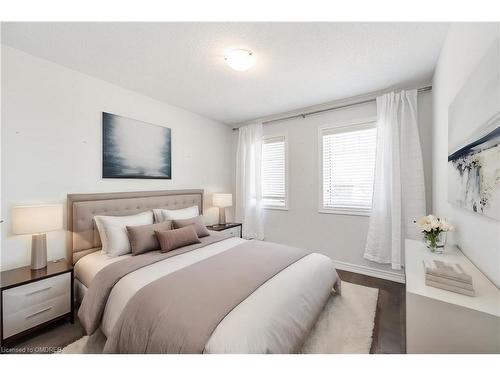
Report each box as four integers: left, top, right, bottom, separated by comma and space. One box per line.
235, 123, 265, 240
364, 89, 426, 269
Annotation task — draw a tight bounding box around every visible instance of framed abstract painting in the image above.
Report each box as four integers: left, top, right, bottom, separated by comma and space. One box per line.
102, 112, 172, 179
448, 39, 499, 220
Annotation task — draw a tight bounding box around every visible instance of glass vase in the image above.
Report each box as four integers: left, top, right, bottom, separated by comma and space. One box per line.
424, 231, 447, 254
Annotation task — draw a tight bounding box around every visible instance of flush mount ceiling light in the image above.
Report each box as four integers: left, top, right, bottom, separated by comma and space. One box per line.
224, 49, 256, 72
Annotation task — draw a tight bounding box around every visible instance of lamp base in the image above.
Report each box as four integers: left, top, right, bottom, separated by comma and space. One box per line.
218, 207, 226, 225
31, 233, 47, 270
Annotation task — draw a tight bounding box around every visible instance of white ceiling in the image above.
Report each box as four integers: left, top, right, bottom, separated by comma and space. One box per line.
2, 22, 449, 125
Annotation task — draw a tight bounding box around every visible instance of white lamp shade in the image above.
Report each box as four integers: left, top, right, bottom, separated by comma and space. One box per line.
12, 205, 63, 235
212, 193, 233, 208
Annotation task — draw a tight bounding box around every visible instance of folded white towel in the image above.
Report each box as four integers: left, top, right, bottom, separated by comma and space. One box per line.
425, 280, 475, 297
426, 274, 474, 290
423, 260, 473, 283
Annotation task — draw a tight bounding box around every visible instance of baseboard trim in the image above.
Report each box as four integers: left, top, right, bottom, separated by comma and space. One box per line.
333, 260, 406, 284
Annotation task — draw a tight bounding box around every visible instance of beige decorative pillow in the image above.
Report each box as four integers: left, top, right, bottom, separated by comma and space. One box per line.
126, 221, 172, 255
155, 226, 201, 253
172, 215, 210, 238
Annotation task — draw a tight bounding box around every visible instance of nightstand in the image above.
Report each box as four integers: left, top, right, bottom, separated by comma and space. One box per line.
1, 260, 74, 347
206, 223, 242, 238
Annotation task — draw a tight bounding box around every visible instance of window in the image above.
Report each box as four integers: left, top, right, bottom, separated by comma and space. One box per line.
320, 121, 377, 215
262, 135, 287, 208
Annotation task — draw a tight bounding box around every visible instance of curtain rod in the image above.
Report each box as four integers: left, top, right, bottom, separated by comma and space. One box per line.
232, 85, 432, 130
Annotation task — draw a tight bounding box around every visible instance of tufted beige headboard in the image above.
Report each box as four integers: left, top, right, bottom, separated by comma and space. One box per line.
67, 189, 203, 264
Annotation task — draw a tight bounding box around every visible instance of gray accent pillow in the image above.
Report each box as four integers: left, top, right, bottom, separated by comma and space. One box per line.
155, 226, 201, 253
127, 220, 172, 255
173, 215, 210, 238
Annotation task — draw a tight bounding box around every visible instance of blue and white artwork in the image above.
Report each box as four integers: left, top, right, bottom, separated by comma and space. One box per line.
448, 39, 500, 220
102, 112, 171, 179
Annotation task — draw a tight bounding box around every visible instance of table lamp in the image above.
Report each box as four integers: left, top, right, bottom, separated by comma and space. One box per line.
212, 193, 232, 226
12, 204, 63, 270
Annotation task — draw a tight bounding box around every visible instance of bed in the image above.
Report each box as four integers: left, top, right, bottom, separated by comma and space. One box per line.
68, 189, 340, 354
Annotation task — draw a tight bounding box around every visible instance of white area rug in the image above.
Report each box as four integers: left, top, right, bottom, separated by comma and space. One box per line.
62, 281, 378, 354
300, 281, 378, 354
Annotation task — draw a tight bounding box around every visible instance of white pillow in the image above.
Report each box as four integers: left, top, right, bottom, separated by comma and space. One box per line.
152, 206, 199, 223
94, 211, 153, 257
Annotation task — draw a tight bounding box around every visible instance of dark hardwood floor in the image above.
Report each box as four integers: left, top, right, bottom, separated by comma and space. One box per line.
337, 270, 406, 354
4, 311, 83, 354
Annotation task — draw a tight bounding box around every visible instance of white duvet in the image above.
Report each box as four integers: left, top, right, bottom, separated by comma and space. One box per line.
75, 237, 338, 353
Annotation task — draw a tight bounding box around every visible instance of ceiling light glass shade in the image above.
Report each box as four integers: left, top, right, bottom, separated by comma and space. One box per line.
224, 49, 256, 71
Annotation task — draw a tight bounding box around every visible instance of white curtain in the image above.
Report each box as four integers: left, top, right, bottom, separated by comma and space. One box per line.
364, 89, 426, 269
235, 123, 265, 240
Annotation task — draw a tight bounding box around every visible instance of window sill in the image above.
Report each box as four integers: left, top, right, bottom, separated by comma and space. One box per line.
263, 206, 289, 211
318, 209, 370, 217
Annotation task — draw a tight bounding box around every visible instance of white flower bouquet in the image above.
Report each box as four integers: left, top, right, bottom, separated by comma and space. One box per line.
415, 215, 454, 253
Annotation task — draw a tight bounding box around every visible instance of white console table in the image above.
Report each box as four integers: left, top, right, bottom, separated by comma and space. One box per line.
405, 239, 500, 353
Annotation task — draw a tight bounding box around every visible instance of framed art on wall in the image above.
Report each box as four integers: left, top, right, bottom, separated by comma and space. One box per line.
102, 112, 172, 179
448, 39, 500, 220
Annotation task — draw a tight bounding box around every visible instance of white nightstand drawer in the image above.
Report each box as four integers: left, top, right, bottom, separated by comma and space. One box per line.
225, 226, 241, 237
2, 273, 70, 315
3, 293, 71, 339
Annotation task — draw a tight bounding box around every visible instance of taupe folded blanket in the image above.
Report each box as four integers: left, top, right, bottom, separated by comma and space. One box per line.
78, 232, 232, 335
103, 240, 309, 353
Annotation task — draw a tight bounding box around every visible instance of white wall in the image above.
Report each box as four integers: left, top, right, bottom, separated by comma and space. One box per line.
1, 45, 233, 270
234, 91, 433, 276
432, 23, 500, 287
0, 29, 3, 267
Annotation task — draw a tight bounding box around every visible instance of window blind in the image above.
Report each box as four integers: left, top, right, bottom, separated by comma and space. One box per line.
321, 123, 377, 213
262, 136, 286, 208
